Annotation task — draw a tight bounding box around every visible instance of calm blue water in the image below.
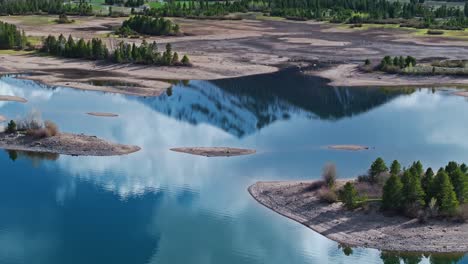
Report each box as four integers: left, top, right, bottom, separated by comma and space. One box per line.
0, 70, 467, 264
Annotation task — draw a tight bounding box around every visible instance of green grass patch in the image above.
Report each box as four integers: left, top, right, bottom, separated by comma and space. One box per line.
0, 49, 35, 55
27, 36, 43, 46
148, 1, 166, 8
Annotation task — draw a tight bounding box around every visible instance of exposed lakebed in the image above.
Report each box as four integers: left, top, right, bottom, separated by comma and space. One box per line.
0, 70, 467, 264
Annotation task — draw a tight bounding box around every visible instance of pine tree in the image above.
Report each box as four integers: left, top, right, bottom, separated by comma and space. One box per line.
340, 182, 359, 209
382, 174, 404, 211
401, 169, 426, 208
450, 167, 468, 203
181, 54, 190, 66
369, 157, 388, 183
171, 51, 179, 65
390, 160, 401, 175
422, 167, 434, 202
432, 170, 459, 216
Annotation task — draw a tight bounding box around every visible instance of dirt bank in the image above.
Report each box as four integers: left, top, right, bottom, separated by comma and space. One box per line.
249, 180, 468, 253
0, 132, 140, 156
314, 64, 468, 87
170, 147, 256, 157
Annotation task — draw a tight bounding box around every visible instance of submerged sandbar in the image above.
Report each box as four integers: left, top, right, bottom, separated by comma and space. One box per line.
327, 145, 369, 151
249, 180, 468, 253
170, 147, 255, 157
0, 132, 140, 156
0, 95, 27, 103
87, 112, 119, 117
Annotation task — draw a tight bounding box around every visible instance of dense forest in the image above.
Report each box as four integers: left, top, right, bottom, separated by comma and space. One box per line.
146, 0, 468, 29
42, 34, 191, 66
0, 0, 92, 15
105, 0, 144, 7
118, 15, 180, 36
0, 21, 28, 49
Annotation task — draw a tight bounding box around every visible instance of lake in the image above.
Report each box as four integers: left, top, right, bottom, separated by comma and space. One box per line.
0, 69, 467, 264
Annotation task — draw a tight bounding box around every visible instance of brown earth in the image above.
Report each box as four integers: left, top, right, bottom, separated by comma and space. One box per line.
249, 180, 468, 253
2, 15, 468, 92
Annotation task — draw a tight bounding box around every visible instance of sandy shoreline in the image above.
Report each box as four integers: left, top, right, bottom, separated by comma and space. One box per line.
170, 147, 256, 157
0, 132, 140, 156
249, 180, 468, 253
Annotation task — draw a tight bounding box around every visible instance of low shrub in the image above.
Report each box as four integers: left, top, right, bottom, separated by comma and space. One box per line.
44, 120, 59, 137
322, 163, 337, 189
427, 30, 444, 35
318, 187, 338, 204
6, 120, 16, 133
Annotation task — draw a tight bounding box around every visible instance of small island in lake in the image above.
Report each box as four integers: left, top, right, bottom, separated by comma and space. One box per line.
249, 159, 468, 253
170, 147, 255, 157
87, 112, 119, 117
1, 117, 139, 156
327, 145, 369, 151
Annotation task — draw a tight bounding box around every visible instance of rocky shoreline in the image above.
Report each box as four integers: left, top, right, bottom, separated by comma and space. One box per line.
249, 180, 468, 253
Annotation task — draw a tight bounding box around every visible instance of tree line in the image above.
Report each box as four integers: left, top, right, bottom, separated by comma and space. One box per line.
0, 21, 28, 49
145, 0, 468, 29
41, 34, 191, 66
118, 15, 180, 36
0, 0, 92, 15
339, 158, 468, 219
105, 0, 144, 7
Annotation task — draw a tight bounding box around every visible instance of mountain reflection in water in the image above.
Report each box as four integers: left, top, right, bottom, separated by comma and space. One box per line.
142, 69, 411, 137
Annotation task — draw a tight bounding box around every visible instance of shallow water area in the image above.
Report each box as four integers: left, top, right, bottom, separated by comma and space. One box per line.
0, 69, 467, 264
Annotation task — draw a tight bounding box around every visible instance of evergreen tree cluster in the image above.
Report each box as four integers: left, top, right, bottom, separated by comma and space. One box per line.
119, 15, 180, 36
41, 34, 191, 66
0, 21, 28, 50
379, 55, 417, 72
145, 0, 249, 18
105, 0, 144, 7
0, 0, 92, 15
381, 159, 468, 217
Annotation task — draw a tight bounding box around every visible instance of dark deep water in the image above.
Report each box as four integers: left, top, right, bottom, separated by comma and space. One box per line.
0, 69, 467, 264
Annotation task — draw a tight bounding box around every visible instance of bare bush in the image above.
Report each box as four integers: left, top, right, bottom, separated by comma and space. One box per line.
318, 187, 338, 204
16, 110, 43, 131
354, 181, 383, 198
44, 120, 59, 137
322, 163, 337, 188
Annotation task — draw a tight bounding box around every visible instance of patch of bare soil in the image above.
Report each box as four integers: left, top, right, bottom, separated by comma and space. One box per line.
327, 145, 369, 151
87, 112, 118, 117
249, 181, 468, 253
4, 16, 468, 91
0, 95, 27, 103
0, 132, 140, 156
170, 147, 255, 157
